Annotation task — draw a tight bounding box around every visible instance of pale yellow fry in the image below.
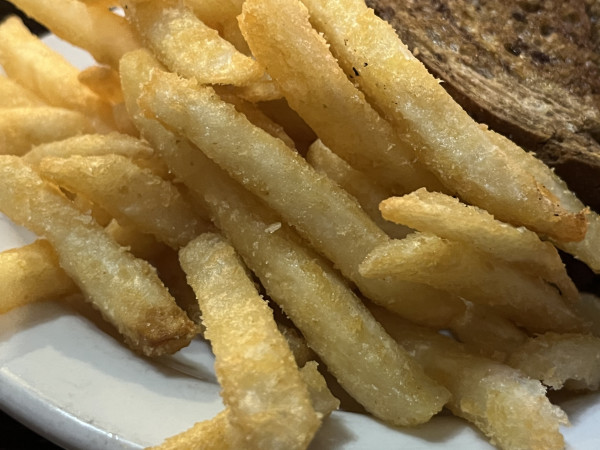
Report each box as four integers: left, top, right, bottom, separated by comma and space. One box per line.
152, 410, 235, 450
370, 304, 568, 450
0, 239, 78, 314
360, 233, 584, 333
0, 155, 196, 356
78, 65, 124, 104
38, 154, 203, 249
219, 79, 283, 103
0, 74, 46, 107
380, 188, 578, 303
184, 0, 243, 27
10, 0, 141, 69
301, 0, 587, 243
0, 16, 114, 130
125, 0, 262, 86
487, 128, 600, 273
239, 0, 443, 194
507, 332, 600, 391
121, 50, 452, 425
298, 361, 340, 418
23, 132, 154, 166
186, 158, 450, 426
307, 139, 411, 239
104, 219, 167, 261
153, 361, 337, 450
180, 233, 321, 449
135, 62, 466, 327
214, 87, 296, 149
0, 107, 94, 156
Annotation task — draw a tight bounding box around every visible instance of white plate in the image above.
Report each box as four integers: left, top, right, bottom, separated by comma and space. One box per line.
1, 34, 600, 450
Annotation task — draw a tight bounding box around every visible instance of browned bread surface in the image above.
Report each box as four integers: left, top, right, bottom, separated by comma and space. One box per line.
367, 0, 600, 212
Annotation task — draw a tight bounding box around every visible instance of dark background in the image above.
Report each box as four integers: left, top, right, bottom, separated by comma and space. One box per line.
0, 5, 62, 450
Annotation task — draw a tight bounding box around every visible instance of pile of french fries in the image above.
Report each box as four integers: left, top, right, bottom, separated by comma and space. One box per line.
2, 0, 600, 448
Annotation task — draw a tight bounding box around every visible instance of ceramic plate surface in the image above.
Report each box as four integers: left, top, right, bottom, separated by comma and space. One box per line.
1, 34, 600, 450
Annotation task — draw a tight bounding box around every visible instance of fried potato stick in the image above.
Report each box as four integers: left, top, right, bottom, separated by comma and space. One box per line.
125, 0, 263, 86
238, 0, 443, 193
37, 154, 204, 249
23, 132, 154, 165
301, 0, 587, 242
306, 139, 411, 239
0, 239, 78, 313
507, 332, 600, 391
0, 16, 115, 131
360, 233, 584, 333
10, 0, 141, 69
0, 155, 196, 356
0, 107, 94, 156
135, 62, 466, 327
370, 304, 568, 450
380, 188, 578, 303
179, 233, 321, 449
0, 74, 45, 107
181, 156, 451, 426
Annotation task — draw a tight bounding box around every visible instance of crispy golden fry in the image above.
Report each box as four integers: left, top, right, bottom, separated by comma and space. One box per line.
301, 0, 587, 242
104, 219, 168, 261
380, 188, 578, 303
299, 361, 340, 418
152, 410, 235, 450
0, 107, 94, 156
10, 0, 140, 69
306, 139, 411, 239
179, 233, 321, 449
239, 0, 443, 194
0, 239, 78, 313
277, 323, 315, 368
37, 154, 203, 249
0, 74, 45, 107
78, 66, 124, 104
486, 128, 600, 273
0, 155, 196, 356
0, 16, 115, 130
135, 62, 466, 327
23, 132, 154, 165
360, 232, 584, 333
507, 332, 600, 390
184, 0, 242, 28
370, 304, 569, 450
122, 51, 451, 425
180, 156, 451, 426
219, 78, 283, 102
125, 0, 263, 86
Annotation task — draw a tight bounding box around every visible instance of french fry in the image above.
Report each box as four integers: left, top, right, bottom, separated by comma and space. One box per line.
0, 74, 45, 107
78, 66, 124, 104
0, 16, 115, 131
370, 303, 569, 450
179, 154, 451, 426
301, 0, 587, 242
124, 0, 263, 86
359, 232, 584, 333
0, 239, 78, 313
0, 155, 196, 356
37, 154, 204, 249
135, 61, 466, 327
507, 332, 600, 390
306, 139, 411, 239
0, 107, 94, 156
380, 188, 578, 303
238, 0, 444, 194
23, 132, 154, 166
183, 0, 242, 28
179, 233, 321, 448
9, 0, 141, 69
